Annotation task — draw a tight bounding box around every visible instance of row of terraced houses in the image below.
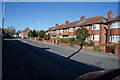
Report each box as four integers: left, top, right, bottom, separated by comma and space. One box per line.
46, 11, 120, 54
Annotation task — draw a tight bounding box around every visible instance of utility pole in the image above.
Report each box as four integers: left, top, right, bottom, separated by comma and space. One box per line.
2, 0, 6, 29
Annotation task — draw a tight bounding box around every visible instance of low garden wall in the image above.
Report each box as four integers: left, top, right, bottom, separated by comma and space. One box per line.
115, 45, 120, 54
59, 42, 70, 46
40, 38, 120, 54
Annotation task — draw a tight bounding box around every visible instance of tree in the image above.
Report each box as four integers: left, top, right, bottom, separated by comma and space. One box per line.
7, 26, 16, 35
28, 30, 38, 38
68, 28, 90, 58
33, 30, 38, 37
38, 30, 45, 40
44, 33, 51, 40
28, 30, 33, 38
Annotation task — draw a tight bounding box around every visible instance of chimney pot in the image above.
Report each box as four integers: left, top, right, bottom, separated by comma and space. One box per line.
55, 24, 59, 26
65, 21, 69, 24
81, 16, 86, 20
108, 11, 112, 21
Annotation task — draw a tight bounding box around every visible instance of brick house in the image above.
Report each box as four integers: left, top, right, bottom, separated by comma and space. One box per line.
46, 15, 107, 46
105, 12, 120, 54
46, 11, 120, 54
107, 13, 120, 43
20, 27, 30, 38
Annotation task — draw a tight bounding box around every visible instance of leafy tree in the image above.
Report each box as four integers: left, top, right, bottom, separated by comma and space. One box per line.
28, 30, 38, 38
44, 33, 51, 40
33, 30, 38, 37
68, 28, 90, 58
7, 26, 16, 35
38, 30, 45, 40
69, 38, 75, 46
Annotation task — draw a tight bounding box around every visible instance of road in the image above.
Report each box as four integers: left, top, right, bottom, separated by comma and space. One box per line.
21, 38, 119, 69
3, 39, 102, 80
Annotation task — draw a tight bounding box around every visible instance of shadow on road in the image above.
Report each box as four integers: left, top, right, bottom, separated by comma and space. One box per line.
3, 39, 103, 80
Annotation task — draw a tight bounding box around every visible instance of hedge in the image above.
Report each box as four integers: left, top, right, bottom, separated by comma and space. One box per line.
93, 46, 100, 51
69, 38, 76, 46
60, 38, 70, 43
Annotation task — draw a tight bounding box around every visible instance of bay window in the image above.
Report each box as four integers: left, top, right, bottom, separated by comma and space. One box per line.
110, 35, 120, 42
110, 21, 120, 29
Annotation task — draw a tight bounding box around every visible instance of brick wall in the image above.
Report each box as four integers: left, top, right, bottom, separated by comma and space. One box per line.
115, 45, 120, 54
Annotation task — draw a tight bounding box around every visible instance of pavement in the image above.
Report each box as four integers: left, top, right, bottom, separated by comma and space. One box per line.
19, 38, 119, 69
2, 39, 102, 80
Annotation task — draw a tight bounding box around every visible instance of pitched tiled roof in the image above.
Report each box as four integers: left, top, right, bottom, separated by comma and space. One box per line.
110, 15, 120, 21
53, 24, 65, 30
77, 16, 107, 26
46, 27, 54, 31
47, 16, 107, 31
0, 28, 9, 31
23, 27, 30, 32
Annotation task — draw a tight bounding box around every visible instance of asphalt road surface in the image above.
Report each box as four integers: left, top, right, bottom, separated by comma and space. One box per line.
3, 39, 102, 80
20, 38, 119, 69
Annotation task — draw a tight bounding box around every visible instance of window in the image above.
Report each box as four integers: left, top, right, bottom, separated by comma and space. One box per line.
60, 29, 63, 33
92, 24, 100, 30
85, 36, 90, 41
110, 21, 120, 29
56, 36, 59, 38
60, 36, 63, 38
48, 31, 51, 34
110, 35, 120, 42
63, 35, 69, 38
69, 35, 74, 38
92, 34, 99, 41
69, 28, 74, 32
56, 30, 59, 33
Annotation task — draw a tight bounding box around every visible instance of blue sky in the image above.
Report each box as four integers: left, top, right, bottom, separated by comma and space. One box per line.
2, 2, 118, 31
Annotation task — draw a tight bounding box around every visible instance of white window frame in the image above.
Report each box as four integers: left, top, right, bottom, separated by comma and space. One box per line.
92, 34, 99, 41
69, 35, 74, 38
56, 30, 59, 34
69, 28, 74, 32
110, 35, 120, 42
92, 24, 100, 30
60, 29, 63, 33
110, 21, 120, 29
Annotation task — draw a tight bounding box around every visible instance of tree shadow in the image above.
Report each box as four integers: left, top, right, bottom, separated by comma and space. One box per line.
68, 44, 83, 59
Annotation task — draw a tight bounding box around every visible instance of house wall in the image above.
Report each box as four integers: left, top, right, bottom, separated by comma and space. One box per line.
110, 29, 120, 35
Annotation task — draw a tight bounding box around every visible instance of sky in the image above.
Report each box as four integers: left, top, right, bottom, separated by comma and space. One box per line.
1, 2, 119, 31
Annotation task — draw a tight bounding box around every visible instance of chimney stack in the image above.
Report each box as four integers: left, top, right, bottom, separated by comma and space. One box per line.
81, 16, 86, 20
108, 11, 112, 21
65, 21, 69, 24
55, 24, 59, 26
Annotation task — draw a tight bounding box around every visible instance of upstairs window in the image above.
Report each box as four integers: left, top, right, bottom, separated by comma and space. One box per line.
110, 21, 120, 29
56, 30, 59, 33
60, 29, 63, 33
92, 24, 100, 30
69, 28, 74, 32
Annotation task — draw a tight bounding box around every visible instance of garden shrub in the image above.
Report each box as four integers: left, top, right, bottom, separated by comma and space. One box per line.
60, 38, 70, 43
69, 38, 75, 46
94, 46, 100, 51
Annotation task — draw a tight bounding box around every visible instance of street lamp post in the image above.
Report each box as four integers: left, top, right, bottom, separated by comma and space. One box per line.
2, 0, 6, 29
